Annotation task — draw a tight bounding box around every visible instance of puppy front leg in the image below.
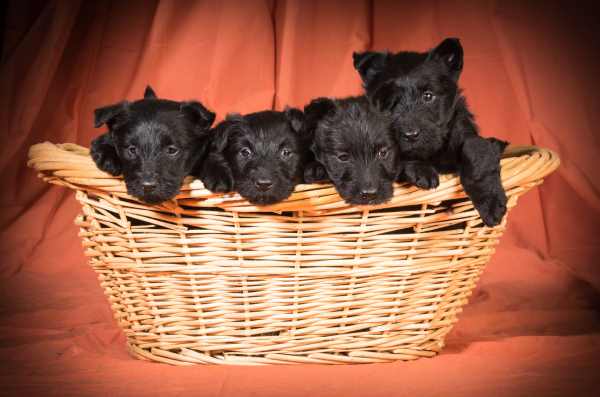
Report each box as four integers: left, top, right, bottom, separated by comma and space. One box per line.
90, 133, 122, 176
199, 154, 234, 193
399, 161, 439, 189
460, 136, 508, 226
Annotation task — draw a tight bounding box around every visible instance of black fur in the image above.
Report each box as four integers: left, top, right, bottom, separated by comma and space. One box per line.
353, 38, 509, 226
200, 109, 309, 205
304, 96, 399, 206
90, 86, 215, 204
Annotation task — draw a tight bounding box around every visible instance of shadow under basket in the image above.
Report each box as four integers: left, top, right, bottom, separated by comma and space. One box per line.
28, 143, 559, 366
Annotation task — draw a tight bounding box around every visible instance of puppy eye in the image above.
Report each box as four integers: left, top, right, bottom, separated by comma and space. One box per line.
239, 147, 252, 158
337, 153, 350, 162
127, 146, 137, 156
166, 146, 179, 156
377, 148, 389, 159
281, 148, 293, 158
422, 91, 435, 103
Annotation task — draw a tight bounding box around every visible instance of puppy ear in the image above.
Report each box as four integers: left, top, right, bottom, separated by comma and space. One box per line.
303, 97, 336, 131
428, 38, 463, 79
353, 51, 389, 85
210, 116, 239, 153
284, 107, 304, 133
90, 132, 122, 176
370, 82, 400, 111
94, 101, 129, 129
180, 101, 216, 131
225, 113, 244, 122
144, 85, 157, 99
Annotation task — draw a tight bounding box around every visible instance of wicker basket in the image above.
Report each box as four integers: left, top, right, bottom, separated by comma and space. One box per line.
27, 142, 559, 365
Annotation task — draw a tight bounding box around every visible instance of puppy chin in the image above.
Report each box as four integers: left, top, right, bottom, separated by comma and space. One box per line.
344, 195, 391, 206
240, 185, 294, 206
398, 132, 444, 157
136, 194, 171, 205
398, 136, 426, 153
126, 184, 180, 204
339, 187, 394, 206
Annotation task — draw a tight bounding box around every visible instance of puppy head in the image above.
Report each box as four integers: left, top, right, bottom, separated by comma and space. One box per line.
305, 97, 399, 205
93, 86, 215, 204
353, 38, 464, 159
211, 109, 307, 205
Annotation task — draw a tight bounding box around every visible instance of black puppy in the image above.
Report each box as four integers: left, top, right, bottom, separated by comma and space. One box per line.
200, 109, 308, 205
303, 96, 399, 206
91, 86, 215, 204
353, 38, 508, 226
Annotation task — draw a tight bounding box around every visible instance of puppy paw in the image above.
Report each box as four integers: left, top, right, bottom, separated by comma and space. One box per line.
91, 150, 121, 175
404, 162, 439, 189
90, 134, 121, 176
303, 162, 329, 183
202, 174, 233, 193
474, 192, 507, 227
199, 154, 234, 193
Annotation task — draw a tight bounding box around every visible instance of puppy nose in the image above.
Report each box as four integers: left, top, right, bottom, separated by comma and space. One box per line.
142, 180, 157, 193
255, 178, 273, 191
360, 188, 378, 201
404, 129, 420, 139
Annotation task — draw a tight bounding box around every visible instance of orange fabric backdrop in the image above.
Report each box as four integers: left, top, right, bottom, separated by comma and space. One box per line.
1, 1, 599, 396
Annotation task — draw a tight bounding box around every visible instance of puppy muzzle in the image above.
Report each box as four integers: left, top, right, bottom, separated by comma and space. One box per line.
402, 129, 420, 141
254, 178, 273, 192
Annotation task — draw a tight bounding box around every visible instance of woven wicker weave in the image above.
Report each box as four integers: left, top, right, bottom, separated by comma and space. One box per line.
27, 142, 559, 365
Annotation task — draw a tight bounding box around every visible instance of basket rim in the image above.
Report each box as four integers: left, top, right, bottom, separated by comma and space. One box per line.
27, 142, 560, 213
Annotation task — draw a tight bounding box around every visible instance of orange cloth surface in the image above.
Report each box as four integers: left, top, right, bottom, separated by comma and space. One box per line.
1, 1, 599, 396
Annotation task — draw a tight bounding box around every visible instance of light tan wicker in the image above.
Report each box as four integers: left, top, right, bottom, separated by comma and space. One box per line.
27, 142, 559, 366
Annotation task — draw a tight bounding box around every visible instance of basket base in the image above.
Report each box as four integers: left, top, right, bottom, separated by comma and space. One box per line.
125, 341, 442, 366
